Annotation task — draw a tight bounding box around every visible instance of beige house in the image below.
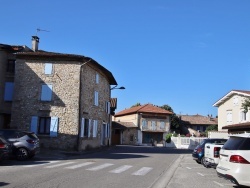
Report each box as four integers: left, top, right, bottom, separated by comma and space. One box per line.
7, 36, 118, 151
112, 104, 172, 145
213, 90, 250, 133
0, 44, 32, 129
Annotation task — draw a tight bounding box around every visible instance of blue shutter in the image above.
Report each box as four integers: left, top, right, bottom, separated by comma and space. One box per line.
80, 118, 85, 137
50, 117, 58, 137
30, 116, 38, 134
45, 63, 52, 74
41, 84, 52, 101
4, 82, 14, 101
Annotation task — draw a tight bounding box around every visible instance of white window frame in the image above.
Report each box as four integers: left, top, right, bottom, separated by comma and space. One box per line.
151, 121, 156, 130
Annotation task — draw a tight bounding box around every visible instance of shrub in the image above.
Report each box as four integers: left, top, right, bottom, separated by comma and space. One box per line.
165, 133, 172, 143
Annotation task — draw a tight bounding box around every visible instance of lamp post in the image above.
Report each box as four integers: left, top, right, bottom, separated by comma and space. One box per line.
110, 85, 125, 90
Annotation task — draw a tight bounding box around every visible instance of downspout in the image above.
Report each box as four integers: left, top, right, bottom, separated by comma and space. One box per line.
77, 59, 92, 151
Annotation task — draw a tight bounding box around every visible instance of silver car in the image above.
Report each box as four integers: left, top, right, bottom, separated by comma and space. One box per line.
0, 129, 39, 160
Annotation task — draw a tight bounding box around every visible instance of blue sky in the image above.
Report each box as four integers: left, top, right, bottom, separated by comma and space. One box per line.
1, 1, 250, 117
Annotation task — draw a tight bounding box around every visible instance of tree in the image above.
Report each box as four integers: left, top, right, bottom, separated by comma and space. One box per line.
242, 98, 250, 113
131, 103, 141, 108
160, 104, 180, 130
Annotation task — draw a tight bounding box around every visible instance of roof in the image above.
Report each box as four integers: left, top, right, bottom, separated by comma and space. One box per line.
16, 51, 117, 85
222, 122, 250, 130
213, 90, 250, 107
112, 121, 137, 129
114, 104, 173, 117
179, 114, 218, 125
0, 43, 32, 52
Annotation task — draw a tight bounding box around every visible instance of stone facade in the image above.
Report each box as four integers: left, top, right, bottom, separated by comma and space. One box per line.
10, 51, 117, 151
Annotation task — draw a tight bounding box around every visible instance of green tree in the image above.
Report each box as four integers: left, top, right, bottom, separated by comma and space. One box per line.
160, 104, 180, 130
242, 98, 250, 113
131, 103, 141, 108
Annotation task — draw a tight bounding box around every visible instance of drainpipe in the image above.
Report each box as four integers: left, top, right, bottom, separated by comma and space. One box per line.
77, 58, 92, 151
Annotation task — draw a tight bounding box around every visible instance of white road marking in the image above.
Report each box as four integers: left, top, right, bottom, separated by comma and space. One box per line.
109, 165, 132, 173
132, 167, 152, 176
186, 167, 191, 169
197, 172, 204, 176
213, 181, 224, 187
45, 161, 75, 168
22, 161, 60, 168
65, 162, 95, 169
86, 163, 114, 171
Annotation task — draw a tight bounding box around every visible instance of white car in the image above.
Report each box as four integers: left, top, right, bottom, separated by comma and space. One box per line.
216, 133, 250, 187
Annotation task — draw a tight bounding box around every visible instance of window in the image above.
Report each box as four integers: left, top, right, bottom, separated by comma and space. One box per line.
130, 135, 134, 142
38, 117, 51, 135
233, 96, 238, 106
142, 119, 148, 129
226, 111, 232, 123
4, 82, 14, 101
107, 123, 110, 138
41, 84, 52, 101
105, 101, 110, 114
30, 116, 58, 137
80, 118, 91, 137
151, 121, 156, 130
45, 63, 53, 75
94, 91, 98, 106
240, 110, 248, 122
160, 122, 165, 129
6, 60, 15, 73
96, 73, 99, 84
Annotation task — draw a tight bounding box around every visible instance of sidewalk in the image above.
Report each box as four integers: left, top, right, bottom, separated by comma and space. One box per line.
36, 146, 114, 159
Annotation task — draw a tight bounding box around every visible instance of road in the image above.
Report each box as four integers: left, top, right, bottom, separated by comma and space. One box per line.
0, 146, 190, 188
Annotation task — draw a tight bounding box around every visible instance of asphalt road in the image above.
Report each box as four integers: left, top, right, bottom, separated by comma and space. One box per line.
0, 146, 191, 188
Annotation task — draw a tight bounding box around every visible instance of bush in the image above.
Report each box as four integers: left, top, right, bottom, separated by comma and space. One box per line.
165, 133, 172, 143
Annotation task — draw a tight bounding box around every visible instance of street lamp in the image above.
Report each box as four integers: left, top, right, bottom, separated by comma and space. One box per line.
110, 85, 125, 90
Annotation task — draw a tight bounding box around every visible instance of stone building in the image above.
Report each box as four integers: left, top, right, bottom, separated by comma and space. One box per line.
0, 44, 32, 129
9, 36, 118, 151
112, 104, 172, 145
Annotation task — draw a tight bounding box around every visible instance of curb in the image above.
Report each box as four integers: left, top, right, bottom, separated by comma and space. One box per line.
151, 155, 183, 188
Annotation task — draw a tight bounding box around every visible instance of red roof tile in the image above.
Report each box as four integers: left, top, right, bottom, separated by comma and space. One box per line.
114, 104, 173, 117
222, 122, 250, 129
179, 114, 218, 125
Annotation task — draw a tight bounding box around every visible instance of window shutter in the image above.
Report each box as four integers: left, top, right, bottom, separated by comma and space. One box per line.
45, 63, 53, 74
50, 117, 58, 137
4, 82, 14, 101
30, 116, 38, 134
107, 102, 110, 114
80, 118, 85, 137
94, 91, 98, 106
88, 119, 92, 137
96, 73, 99, 84
93, 120, 98, 137
41, 84, 53, 101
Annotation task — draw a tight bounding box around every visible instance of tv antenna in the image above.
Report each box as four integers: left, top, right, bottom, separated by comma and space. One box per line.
36, 28, 50, 36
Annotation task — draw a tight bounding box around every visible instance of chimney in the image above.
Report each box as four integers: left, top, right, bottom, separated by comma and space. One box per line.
32, 36, 39, 51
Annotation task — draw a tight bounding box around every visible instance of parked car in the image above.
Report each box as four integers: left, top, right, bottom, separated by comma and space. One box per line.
192, 138, 227, 165
0, 129, 39, 160
0, 135, 12, 162
216, 133, 250, 187
203, 142, 224, 168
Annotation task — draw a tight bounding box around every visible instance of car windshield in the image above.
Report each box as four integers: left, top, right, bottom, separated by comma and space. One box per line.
222, 136, 250, 150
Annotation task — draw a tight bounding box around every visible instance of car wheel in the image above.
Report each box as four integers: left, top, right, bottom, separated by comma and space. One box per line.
201, 157, 205, 165
16, 148, 29, 161
195, 160, 201, 164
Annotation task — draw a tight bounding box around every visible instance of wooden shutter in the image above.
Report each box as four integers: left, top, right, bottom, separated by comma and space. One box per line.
45, 63, 53, 74
41, 84, 53, 101
88, 119, 92, 137
80, 118, 85, 138
4, 82, 14, 101
50, 117, 58, 137
30, 116, 38, 134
